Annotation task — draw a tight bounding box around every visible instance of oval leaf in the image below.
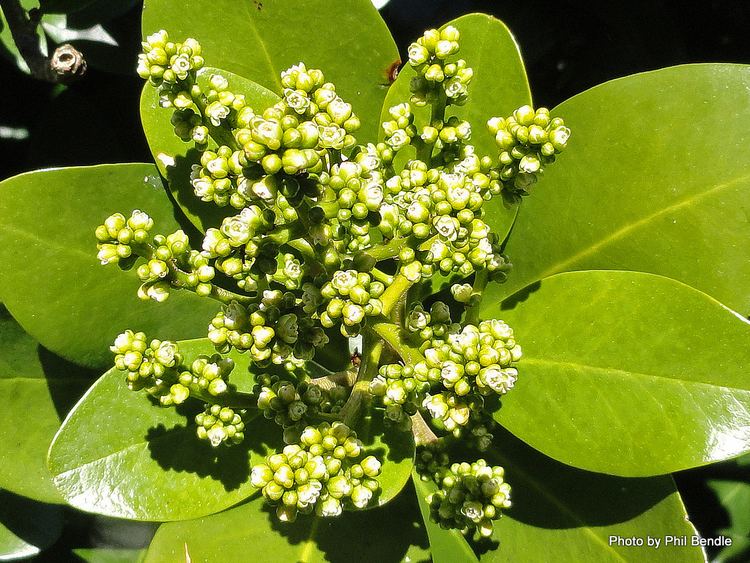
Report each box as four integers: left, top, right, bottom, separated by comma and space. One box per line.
501, 64, 750, 314
144, 489, 429, 563
485, 427, 704, 562
0, 164, 219, 368
482, 270, 750, 476
0, 306, 95, 503
140, 67, 280, 232
0, 490, 62, 561
380, 13, 531, 242
141, 0, 398, 142
48, 339, 281, 521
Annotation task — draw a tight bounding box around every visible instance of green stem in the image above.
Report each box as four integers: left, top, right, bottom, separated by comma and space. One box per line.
464, 269, 488, 324
371, 320, 424, 365
370, 267, 395, 286
432, 89, 447, 125
190, 387, 258, 409
381, 274, 415, 318
356, 236, 410, 262
340, 329, 383, 427
415, 137, 432, 164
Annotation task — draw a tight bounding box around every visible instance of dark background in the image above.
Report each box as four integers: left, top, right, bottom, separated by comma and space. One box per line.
2, 0, 749, 558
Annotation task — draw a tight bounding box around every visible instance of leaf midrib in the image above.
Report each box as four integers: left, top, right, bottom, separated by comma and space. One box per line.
522, 356, 750, 394
535, 170, 750, 280
0, 222, 91, 261
241, 2, 282, 92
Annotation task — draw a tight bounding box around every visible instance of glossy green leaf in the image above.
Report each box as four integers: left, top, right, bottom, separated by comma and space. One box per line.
413, 472, 478, 563
72, 548, 147, 563
708, 480, 750, 563
380, 13, 531, 243
0, 164, 219, 369
141, 0, 398, 142
48, 339, 281, 521
501, 64, 750, 314
0, 306, 95, 503
144, 487, 429, 563
0, 490, 62, 561
358, 414, 415, 507
140, 67, 280, 232
485, 427, 704, 562
481, 270, 750, 476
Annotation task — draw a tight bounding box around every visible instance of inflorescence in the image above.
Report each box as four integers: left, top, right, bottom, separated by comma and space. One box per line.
99, 25, 569, 527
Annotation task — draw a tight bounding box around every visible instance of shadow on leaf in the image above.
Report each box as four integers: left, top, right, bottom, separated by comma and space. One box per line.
262, 480, 429, 563
481, 425, 674, 529
145, 415, 281, 492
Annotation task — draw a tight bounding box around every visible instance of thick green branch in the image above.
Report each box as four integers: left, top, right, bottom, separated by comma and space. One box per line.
464, 269, 488, 324
340, 330, 383, 427
371, 320, 424, 365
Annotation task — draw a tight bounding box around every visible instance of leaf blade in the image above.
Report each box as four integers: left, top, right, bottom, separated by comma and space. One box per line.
500, 64, 750, 314
0, 164, 219, 369
482, 270, 750, 476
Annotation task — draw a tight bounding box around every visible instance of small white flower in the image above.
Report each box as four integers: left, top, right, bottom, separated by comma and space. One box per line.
155, 340, 178, 366
434, 216, 459, 241
205, 101, 230, 126
170, 54, 191, 80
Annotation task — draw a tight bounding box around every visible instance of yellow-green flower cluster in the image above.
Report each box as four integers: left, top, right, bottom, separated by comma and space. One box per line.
251, 422, 381, 522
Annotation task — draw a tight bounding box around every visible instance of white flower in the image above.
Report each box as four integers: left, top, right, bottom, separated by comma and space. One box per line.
327, 97, 352, 124
209, 74, 228, 91
170, 54, 191, 80
97, 244, 119, 265
155, 340, 178, 366
423, 394, 448, 419
205, 101, 229, 126
284, 88, 310, 114
318, 497, 342, 517
434, 216, 459, 241
386, 129, 409, 150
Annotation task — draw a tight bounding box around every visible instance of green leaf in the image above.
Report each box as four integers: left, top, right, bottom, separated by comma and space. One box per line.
501, 64, 750, 314
379, 13, 531, 243
0, 490, 62, 560
141, 0, 398, 142
484, 428, 704, 562
358, 414, 415, 507
708, 480, 750, 563
481, 270, 750, 476
0, 164, 219, 369
140, 67, 280, 232
48, 338, 281, 521
72, 548, 147, 563
0, 306, 95, 503
413, 472, 478, 563
144, 487, 429, 563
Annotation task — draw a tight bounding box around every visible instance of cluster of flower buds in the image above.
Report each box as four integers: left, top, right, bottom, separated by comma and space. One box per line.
407, 26, 474, 106
110, 331, 234, 407
97, 210, 219, 302
137, 30, 204, 86
255, 374, 347, 433
319, 270, 385, 336
428, 459, 511, 537
251, 422, 381, 521
369, 363, 424, 429
487, 105, 570, 201
195, 403, 247, 447
208, 292, 329, 367
95, 210, 154, 265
